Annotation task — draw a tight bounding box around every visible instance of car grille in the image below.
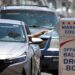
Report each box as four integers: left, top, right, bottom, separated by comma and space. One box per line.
0, 60, 10, 73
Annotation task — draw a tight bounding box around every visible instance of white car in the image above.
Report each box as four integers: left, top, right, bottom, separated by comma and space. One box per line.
0, 19, 41, 75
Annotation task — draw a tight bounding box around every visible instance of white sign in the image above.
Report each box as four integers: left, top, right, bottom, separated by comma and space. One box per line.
59, 18, 75, 75
59, 37, 75, 75
60, 20, 75, 37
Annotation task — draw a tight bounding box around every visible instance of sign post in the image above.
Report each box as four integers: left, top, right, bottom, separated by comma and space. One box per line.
59, 18, 75, 75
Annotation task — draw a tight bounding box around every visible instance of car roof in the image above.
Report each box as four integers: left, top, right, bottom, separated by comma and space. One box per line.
0, 19, 24, 25
1, 6, 55, 13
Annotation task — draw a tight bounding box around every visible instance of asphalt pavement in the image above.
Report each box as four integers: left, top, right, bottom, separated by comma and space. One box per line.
17, 72, 52, 75
41, 72, 52, 75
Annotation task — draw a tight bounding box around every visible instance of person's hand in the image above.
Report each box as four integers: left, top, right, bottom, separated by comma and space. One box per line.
32, 30, 49, 37
28, 30, 49, 39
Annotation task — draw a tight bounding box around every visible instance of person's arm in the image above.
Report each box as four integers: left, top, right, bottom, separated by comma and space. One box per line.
28, 30, 49, 38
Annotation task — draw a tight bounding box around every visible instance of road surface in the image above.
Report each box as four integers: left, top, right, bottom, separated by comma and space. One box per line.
17, 72, 52, 75
41, 72, 52, 75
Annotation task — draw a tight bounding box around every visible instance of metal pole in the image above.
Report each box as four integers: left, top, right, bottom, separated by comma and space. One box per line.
66, 0, 73, 17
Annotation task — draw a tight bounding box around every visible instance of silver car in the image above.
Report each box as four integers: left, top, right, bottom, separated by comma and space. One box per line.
0, 19, 41, 75
0, 5, 59, 72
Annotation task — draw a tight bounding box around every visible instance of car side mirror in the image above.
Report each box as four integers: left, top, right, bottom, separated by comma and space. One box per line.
28, 34, 43, 44
31, 37, 43, 44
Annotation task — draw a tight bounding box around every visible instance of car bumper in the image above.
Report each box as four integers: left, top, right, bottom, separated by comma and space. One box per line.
41, 56, 59, 71
0, 61, 25, 75
0, 55, 29, 75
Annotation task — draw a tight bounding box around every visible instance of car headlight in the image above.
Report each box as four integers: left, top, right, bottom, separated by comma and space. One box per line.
4, 52, 27, 65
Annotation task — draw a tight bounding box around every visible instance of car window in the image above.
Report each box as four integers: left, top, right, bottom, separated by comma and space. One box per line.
0, 23, 26, 42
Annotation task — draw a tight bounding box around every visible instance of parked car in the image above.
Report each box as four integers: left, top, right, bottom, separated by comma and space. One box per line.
0, 5, 59, 71
0, 19, 41, 75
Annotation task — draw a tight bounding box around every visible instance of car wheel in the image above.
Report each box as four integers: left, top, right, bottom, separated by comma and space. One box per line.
22, 68, 26, 75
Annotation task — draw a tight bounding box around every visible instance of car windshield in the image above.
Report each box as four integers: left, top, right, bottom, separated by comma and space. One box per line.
0, 10, 58, 29
0, 23, 25, 42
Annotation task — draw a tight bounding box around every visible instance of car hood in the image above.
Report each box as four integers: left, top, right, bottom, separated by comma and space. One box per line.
0, 42, 28, 59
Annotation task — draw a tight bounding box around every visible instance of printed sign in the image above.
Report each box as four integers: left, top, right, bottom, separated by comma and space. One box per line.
59, 37, 75, 75
60, 20, 75, 37
59, 18, 75, 75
